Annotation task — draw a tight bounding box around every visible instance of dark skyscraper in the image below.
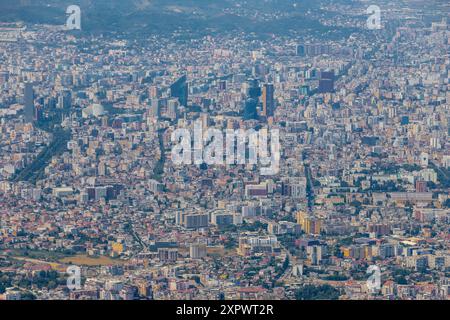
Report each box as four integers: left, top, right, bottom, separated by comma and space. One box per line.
34, 104, 43, 122
244, 78, 261, 120
24, 82, 34, 123
296, 44, 305, 57
262, 83, 275, 118
218, 80, 227, 91
170, 75, 188, 107
58, 90, 72, 109
318, 70, 335, 93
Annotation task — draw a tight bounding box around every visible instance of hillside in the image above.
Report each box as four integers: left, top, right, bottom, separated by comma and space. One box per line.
0, 0, 354, 38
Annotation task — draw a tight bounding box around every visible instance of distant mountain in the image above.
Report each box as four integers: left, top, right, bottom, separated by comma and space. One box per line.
0, 0, 354, 38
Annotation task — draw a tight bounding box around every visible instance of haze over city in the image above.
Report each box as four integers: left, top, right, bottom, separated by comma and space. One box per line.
0, 0, 449, 302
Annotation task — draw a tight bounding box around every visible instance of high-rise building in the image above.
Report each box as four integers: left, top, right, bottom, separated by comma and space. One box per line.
34, 104, 43, 122
167, 99, 179, 120
189, 243, 207, 259
149, 98, 161, 119
297, 211, 322, 235
318, 70, 335, 93
244, 78, 261, 120
24, 82, 34, 123
218, 80, 227, 91
262, 83, 275, 117
297, 44, 331, 57
176, 212, 209, 229
149, 85, 159, 99
158, 248, 178, 262
296, 44, 305, 57
57, 90, 72, 109
300, 85, 310, 96
170, 75, 188, 107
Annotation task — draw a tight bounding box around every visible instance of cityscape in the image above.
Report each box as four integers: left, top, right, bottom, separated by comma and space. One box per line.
0, 0, 449, 302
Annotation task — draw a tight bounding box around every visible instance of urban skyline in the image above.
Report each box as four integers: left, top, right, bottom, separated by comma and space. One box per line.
0, 0, 449, 302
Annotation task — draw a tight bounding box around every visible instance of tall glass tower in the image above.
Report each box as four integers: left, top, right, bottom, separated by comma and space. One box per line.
170, 75, 188, 107
243, 78, 261, 120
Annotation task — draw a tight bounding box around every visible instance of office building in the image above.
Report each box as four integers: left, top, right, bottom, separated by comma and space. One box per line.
262, 83, 275, 118
244, 78, 261, 120
24, 82, 34, 123
318, 70, 335, 93
170, 75, 188, 107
